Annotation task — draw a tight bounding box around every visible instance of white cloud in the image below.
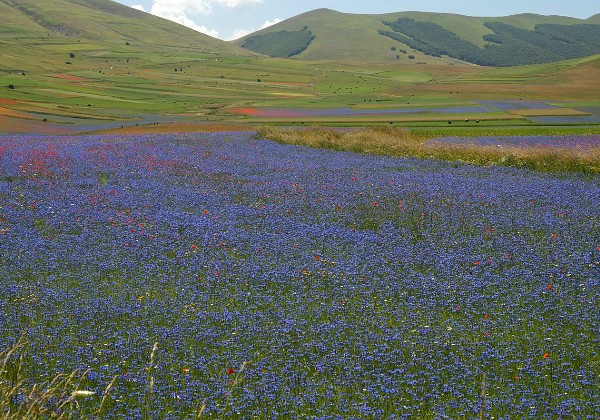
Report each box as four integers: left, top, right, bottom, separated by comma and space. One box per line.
260, 18, 282, 29
165, 12, 220, 37
228, 29, 252, 40
227, 18, 281, 41
151, 0, 212, 17
144, 0, 263, 37
131, 4, 146, 12
215, 0, 263, 8
149, 0, 263, 18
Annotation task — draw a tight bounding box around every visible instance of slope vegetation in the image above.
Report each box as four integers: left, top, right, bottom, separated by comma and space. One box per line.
380, 18, 600, 66
236, 9, 600, 66
0, 0, 249, 65
241, 29, 315, 58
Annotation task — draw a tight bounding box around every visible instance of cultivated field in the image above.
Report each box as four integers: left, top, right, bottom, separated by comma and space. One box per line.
1, 132, 598, 418
3, 26, 600, 132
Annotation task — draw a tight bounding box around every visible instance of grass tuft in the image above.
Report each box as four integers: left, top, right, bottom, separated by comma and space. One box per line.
0, 339, 116, 419
256, 126, 600, 174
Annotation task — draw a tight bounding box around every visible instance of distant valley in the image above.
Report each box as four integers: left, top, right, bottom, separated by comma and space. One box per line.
1, 1, 599, 132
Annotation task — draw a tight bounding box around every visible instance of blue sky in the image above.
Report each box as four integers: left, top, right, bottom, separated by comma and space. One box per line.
113, 0, 599, 41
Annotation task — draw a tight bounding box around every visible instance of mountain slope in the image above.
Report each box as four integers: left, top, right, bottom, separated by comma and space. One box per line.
235, 9, 600, 66
587, 13, 600, 23
0, 0, 249, 62
236, 9, 415, 63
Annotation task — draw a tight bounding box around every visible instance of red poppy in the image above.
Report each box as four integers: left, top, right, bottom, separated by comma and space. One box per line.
546, 284, 553, 291
227, 368, 234, 375
483, 314, 489, 319
543, 353, 550, 359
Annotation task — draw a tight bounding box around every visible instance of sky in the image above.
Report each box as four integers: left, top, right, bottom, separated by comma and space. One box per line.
113, 0, 599, 41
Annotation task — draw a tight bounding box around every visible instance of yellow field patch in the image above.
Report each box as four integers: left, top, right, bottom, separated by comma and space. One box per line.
91, 122, 248, 135
508, 108, 591, 117
240, 113, 521, 124
269, 92, 313, 97
0, 107, 34, 119
0, 115, 72, 135
35, 88, 146, 103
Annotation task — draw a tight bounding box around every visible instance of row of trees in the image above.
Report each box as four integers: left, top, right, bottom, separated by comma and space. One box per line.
241, 29, 315, 58
379, 17, 600, 66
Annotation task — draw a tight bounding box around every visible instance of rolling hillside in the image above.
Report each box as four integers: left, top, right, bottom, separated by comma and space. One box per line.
0, 0, 252, 73
1, 2, 600, 132
587, 13, 600, 23
235, 9, 600, 66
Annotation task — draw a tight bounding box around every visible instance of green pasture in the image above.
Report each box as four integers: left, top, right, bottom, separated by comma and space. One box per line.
2, 17, 600, 131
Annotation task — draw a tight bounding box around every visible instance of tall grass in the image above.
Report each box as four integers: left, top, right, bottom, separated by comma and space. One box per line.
1, 339, 241, 419
411, 125, 600, 138
0, 339, 116, 419
256, 126, 600, 174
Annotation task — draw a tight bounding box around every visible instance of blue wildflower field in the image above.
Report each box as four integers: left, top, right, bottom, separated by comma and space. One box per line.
0, 132, 598, 418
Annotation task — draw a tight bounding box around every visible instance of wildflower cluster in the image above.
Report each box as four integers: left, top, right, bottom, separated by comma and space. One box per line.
0, 132, 598, 417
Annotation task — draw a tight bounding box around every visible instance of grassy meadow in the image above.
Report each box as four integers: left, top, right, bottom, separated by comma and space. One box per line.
1, 132, 599, 418
3, 19, 600, 131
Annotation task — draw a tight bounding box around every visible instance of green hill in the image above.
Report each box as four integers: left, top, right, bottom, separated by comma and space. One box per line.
235, 9, 600, 66
2, 2, 600, 131
587, 13, 600, 23
0, 0, 251, 73
379, 18, 600, 66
